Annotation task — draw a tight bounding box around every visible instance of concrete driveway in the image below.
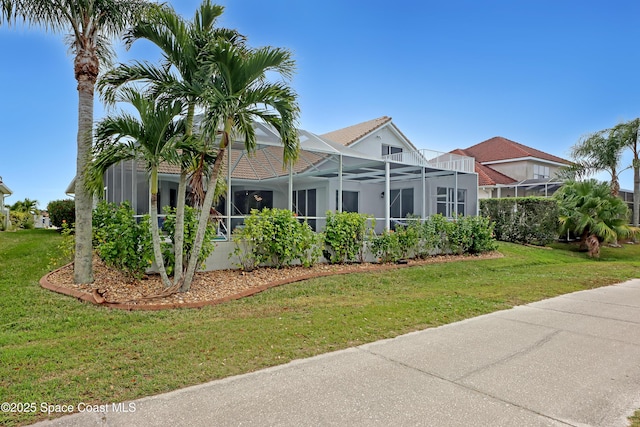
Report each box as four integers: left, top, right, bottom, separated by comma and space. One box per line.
32, 279, 640, 426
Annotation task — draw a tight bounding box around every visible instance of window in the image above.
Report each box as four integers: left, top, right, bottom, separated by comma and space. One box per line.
390, 188, 414, 219
293, 189, 317, 230
436, 187, 466, 217
336, 190, 359, 213
382, 144, 403, 156
233, 190, 273, 215
534, 165, 550, 179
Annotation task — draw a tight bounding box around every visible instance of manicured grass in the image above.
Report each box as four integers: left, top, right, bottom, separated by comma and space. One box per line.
2, 230, 640, 426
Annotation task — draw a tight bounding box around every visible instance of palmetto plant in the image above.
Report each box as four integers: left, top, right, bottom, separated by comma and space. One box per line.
91, 88, 185, 287
554, 179, 634, 257
2, 0, 149, 284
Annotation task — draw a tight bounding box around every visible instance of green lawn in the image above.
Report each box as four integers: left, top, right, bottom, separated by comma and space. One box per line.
2, 229, 640, 426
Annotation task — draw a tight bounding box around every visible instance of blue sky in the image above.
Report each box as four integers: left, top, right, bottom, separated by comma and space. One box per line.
2, 0, 640, 209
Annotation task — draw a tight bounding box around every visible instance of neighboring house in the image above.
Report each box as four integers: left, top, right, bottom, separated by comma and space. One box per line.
453, 136, 571, 199
0, 176, 12, 230
86, 116, 478, 235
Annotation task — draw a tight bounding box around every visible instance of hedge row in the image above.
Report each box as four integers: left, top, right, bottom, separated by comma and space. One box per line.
480, 197, 559, 245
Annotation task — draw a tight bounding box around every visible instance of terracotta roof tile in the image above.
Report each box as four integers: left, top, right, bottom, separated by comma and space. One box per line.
321, 116, 392, 146
463, 136, 570, 165
451, 148, 516, 186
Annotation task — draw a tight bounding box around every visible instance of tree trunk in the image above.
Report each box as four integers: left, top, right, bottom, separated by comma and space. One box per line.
172, 102, 196, 287
585, 234, 600, 258
73, 51, 98, 284
149, 169, 172, 288
633, 160, 639, 227
181, 119, 232, 292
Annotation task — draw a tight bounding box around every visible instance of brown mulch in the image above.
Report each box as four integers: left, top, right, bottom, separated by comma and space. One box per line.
41, 252, 503, 310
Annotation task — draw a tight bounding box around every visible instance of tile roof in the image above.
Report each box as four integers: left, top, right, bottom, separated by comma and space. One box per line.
451, 149, 516, 186
321, 116, 392, 146
462, 136, 570, 165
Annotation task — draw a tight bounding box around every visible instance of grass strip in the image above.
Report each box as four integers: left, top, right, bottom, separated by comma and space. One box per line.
1, 230, 639, 426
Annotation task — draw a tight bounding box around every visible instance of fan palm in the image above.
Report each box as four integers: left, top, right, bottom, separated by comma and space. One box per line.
97, 0, 242, 285
91, 88, 184, 287
2, 0, 149, 284
555, 179, 633, 257
180, 39, 300, 291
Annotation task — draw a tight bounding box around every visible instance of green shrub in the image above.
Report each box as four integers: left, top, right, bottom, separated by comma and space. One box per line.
233, 208, 322, 270
10, 211, 34, 229
449, 215, 498, 255
371, 230, 402, 263
480, 197, 559, 245
48, 220, 75, 270
420, 214, 452, 255
0, 212, 5, 231
323, 211, 372, 264
92, 201, 153, 279
162, 205, 217, 276
47, 199, 75, 228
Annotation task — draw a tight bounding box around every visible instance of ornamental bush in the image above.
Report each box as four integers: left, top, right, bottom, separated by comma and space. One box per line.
480, 197, 558, 245
47, 199, 75, 228
233, 208, 322, 270
323, 211, 372, 264
9, 211, 34, 229
92, 201, 153, 279
162, 205, 217, 276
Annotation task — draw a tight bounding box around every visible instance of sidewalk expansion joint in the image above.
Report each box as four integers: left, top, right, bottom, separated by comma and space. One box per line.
357, 341, 576, 426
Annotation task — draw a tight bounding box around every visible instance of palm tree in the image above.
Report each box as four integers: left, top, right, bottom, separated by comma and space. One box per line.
98, 0, 242, 286
568, 128, 629, 196
180, 39, 300, 291
90, 88, 184, 288
613, 119, 640, 227
3, 0, 149, 284
554, 179, 633, 257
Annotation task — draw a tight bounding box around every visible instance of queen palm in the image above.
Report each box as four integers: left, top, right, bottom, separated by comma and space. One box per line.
613, 119, 640, 227
180, 39, 300, 291
91, 88, 184, 288
98, 0, 242, 285
568, 128, 628, 196
2, 0, 149, 284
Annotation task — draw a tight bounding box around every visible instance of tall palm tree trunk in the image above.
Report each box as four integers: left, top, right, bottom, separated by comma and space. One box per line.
634, 161, 639, 227
73, 50, 98, 284
181, 119, 231, 292
149, 169, 172, 287
172, 103, 196, 286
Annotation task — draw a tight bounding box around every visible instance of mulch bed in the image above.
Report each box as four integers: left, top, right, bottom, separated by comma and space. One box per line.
41, 252, 503, 311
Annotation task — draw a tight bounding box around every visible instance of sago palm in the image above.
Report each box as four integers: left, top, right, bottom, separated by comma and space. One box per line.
2, 0, 149, 284
91, 88, 184, 287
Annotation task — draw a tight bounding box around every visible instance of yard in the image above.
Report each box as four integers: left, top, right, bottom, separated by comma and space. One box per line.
2, 229, 640, 426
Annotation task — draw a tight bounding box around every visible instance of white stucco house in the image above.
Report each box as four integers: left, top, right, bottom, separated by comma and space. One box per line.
0, 176, 12, 230
92, 116, 479, 236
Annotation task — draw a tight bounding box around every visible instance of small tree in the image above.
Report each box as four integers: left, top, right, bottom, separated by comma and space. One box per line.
47, 199, 76, 228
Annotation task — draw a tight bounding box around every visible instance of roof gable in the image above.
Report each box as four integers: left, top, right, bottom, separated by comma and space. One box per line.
321, 116, 392, 146
463, 136, 570, 165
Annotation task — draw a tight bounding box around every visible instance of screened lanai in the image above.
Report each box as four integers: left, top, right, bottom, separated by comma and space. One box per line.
99, 121, 478, 238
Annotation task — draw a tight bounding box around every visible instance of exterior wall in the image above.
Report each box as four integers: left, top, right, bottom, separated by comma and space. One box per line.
484, 160, 566, 182
349, 125, 409, 158
487, 160, 530, 181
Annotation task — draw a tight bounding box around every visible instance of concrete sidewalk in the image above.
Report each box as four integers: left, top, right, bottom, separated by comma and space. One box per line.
33, 279, 640, 426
